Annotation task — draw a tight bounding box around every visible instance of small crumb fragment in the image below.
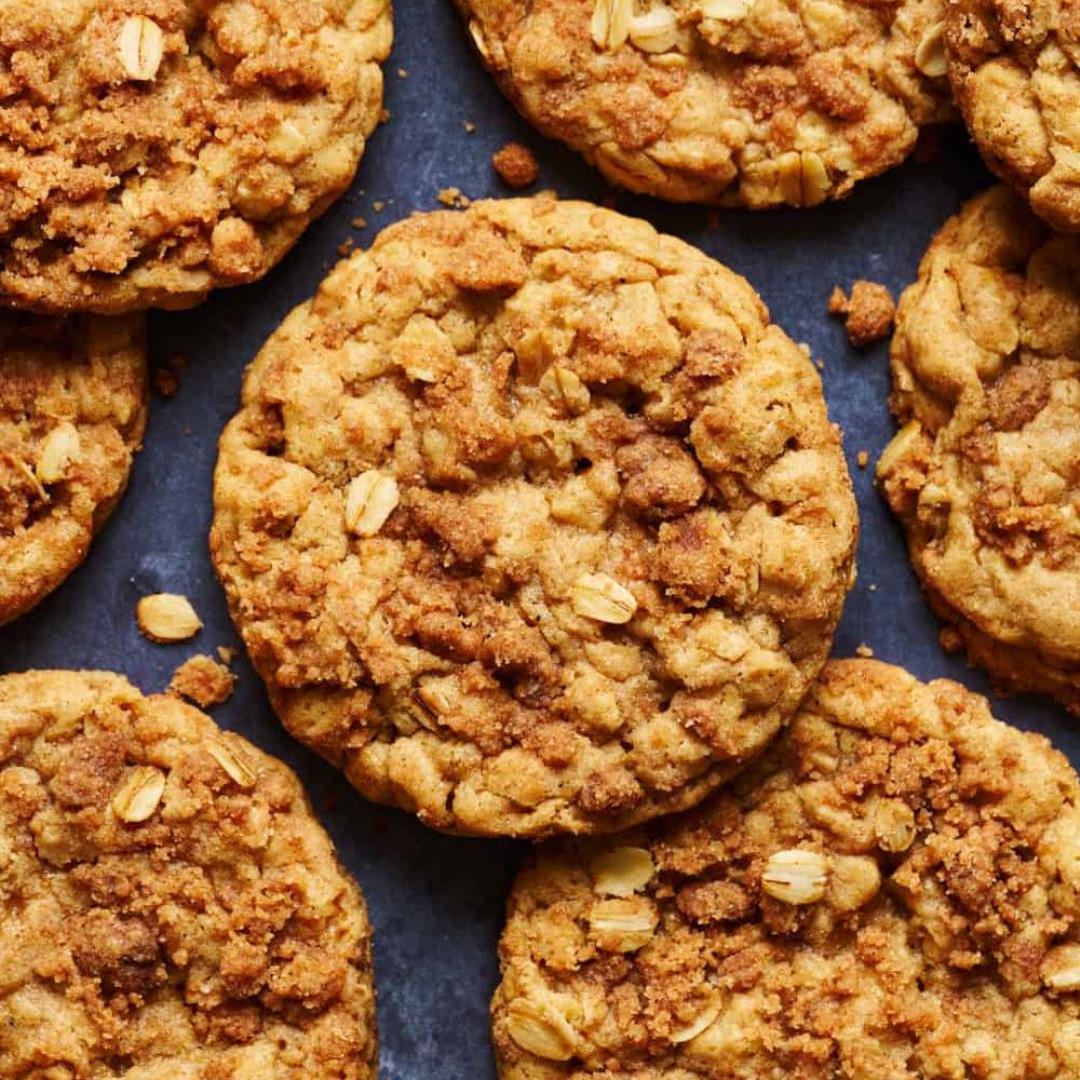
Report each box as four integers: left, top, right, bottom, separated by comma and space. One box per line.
338, 237, 354, 257
169, 654, 236, 708
868, 583, 877, 592
438, 187, 472, 209
463, 120, 476, 133
492, 142, 539, 189
855, 643, 874, 658
940, 626, 964, 653
351, 216, 367, 229
217, 645, 237, 664
152, 353, 188, 399
856, 450, 869, 469
137, 593, 203, 643
397, 67, 408, 78
829, 281, 896, 347
372, 200, 385, 212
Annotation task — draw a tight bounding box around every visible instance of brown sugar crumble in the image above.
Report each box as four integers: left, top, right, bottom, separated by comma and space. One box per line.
492, 143, 540, 189
169, 654, 237, 708
829, 281, 896, 347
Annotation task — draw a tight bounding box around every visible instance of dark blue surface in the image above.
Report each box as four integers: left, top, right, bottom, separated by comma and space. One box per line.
0, 2, 1074, 1077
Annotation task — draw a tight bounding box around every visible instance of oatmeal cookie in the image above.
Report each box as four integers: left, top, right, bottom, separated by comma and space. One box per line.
0, 0, 392, 314
945, 0, 1080, 231
455, 0, 954, 208
0, 313, 147, 625
0, 669, 378, 1079
211, 196, 858, 838
492, 658, 1080, 1079
878, 186, 1079, 713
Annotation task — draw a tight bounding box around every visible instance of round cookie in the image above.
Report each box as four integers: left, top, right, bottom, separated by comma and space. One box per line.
492, 658, 1080, 1079
0, 669, 378, 1079
456, 0, 954, 208
0, 313, 147, 626
945, 0, 1080, 232
877, 186, 1079, 713
0, 0, 392, 314
211, 196, 859, 838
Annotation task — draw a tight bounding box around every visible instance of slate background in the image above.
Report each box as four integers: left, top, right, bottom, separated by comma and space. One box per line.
1, 2, 1073, 1077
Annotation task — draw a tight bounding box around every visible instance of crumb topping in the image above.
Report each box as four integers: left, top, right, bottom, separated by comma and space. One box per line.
0, 0, 392, 313
0, 313, 146, 625
878, 185, 1079, 712
211, 196, 858, 837
458, 0, 954, 206
0, 670, 377, 1079
828, 280, 896, 346
493, 659, 1080, 1079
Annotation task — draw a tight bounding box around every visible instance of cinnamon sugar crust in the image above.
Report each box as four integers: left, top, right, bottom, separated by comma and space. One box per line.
945, 0, 1080, 232
493, 659, 1080, 1078
456, 0, 954, 208
0, 0, 392, 314
878, 185, 1079, 713
0, 669, 377, 1079
0, 313, 147, 626
210, 196, 858, 838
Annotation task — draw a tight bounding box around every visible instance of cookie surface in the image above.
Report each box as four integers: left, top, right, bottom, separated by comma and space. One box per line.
0, 314, 147, 625
0, 0, 392, 314
946, 0, 1080, 231
492, 658, 1080, 1079
878, 186, 1079, 713
211, 196, 858, 838
0, 669, 377, 1079
456, 0, 953, 207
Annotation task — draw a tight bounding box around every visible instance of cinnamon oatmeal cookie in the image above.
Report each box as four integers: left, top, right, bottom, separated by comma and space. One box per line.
945, 0, 1080, 232
0, 669, 378, 1079
210, 196, 858, 838
0, 0, 392, 314
455, 0, 954, 208
0, 313, 147, 625
492, 658, 1080, 1079
878, 185, 1079, 713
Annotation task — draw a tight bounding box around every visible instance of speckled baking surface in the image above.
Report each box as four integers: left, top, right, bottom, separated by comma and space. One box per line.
1, 2, 1073, 1077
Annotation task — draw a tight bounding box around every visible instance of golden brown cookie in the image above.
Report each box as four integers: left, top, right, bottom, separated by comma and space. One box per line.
0, 669, 378, 1079
211, 196, 858, 838
492, 658, 1080, 1079
0, 314, 147, 625
456, 0, 954, 207
878, 186, 1079, 713
0, 0, 392, 314
945, 0, 1080, 232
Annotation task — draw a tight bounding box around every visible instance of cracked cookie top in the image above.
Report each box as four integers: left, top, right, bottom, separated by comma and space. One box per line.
0, 313, 147, 625
0, 670, 377, 1079
492, 659, 1080, 1079
211, 196, 858, 838
878, 186, 1079, 713
0, 0, 392, 313
945, 0, 1080, 231
455, 0, 953, 208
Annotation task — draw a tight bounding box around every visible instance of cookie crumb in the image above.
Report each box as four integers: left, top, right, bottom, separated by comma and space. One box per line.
856, 450, 870, 469
437, 187, 472, 209
137, 593, 203, 643
492, 142, 539, 189
338, 237, 355, 257
217, 645, 237, 664
939, 626, 964, 653
829, 281, 896, 347
351, 216, 367, 229
855, 643, 874, 658
152, 353, 188, 399
372, 200, 385, 212
169, 654, 236, 708
397, 67, 408, 78
463, 120, 476, 134
868, 583, 877, 592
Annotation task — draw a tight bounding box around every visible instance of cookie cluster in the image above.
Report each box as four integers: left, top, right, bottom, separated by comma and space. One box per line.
0, 3, 1078, 1079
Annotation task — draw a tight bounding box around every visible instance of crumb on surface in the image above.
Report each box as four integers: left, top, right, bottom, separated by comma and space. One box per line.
855, 642, 874, 657
152, 353, 188, 399
338, 237, 355, 257
437, 187, 472, 209
351, 216, 367, 229
372, 200, 385, 212
463, 120, 476, 133
169, 654, 237, 708
940, 625, 964, 653
397, 67, 408, 78
492, 142, 539, 189
857, 450, 870, 469
217, 645, 237, 664
829, 280, 896, 347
